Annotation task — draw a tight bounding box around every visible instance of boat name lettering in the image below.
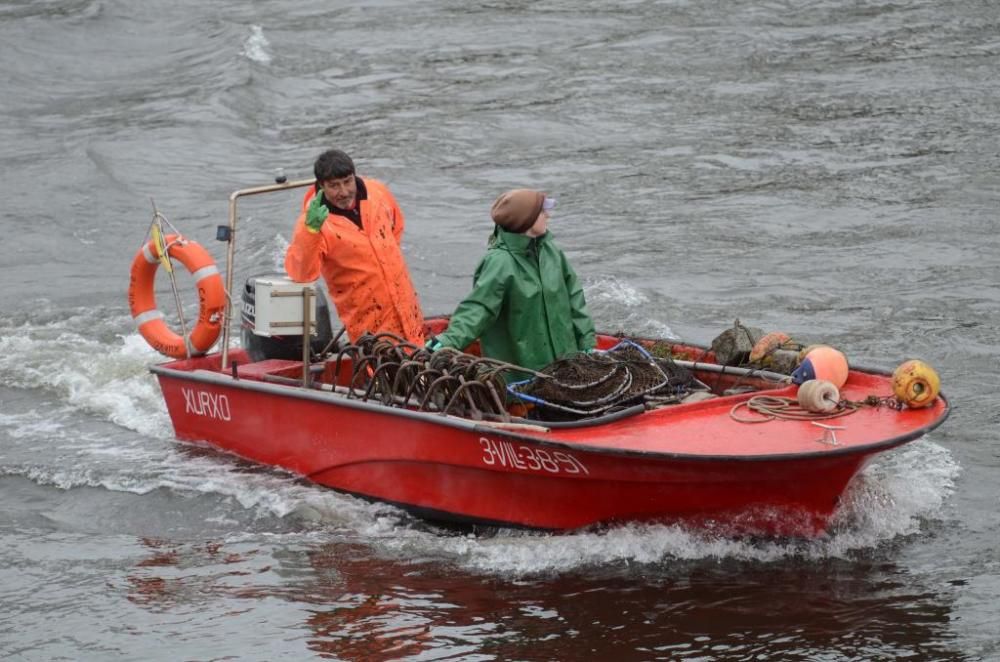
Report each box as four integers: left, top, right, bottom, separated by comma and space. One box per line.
182, 387, 232, 421
478, 437, 589, 475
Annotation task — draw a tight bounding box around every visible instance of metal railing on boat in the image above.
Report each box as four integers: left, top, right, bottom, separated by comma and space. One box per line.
219, 176, 317, 371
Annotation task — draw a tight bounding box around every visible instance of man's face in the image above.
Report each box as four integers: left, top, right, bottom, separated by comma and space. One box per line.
319, 174, 357, 210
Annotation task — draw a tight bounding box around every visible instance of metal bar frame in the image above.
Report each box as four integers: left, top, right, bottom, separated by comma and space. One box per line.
220, 177, 316, 369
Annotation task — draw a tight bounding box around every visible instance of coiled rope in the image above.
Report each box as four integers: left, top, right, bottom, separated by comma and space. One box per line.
729, 390, 904, 423
729, 395, 861, 423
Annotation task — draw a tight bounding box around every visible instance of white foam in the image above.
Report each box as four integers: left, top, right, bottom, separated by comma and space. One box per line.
0, 410, 67, 440
242, 25, 272, 64
0, 305, 391, 527
582, 276, 679, 339
586, 276, 648, 307
0, 311, 170, 438
821, 437, 960, 551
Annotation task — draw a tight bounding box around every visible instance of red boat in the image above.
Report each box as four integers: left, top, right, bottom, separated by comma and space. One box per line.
135, 179, 950, 536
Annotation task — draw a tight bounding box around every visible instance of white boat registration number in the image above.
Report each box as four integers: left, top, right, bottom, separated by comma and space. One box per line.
479, 437, 589, 475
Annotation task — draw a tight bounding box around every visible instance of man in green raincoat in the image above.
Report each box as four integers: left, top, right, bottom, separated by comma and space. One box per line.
430, 189, 596, 379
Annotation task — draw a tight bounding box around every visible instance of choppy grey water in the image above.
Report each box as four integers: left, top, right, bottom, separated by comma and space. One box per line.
1, 0, 997, 660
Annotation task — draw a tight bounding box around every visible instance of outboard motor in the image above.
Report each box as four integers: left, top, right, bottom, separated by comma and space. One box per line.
240, 273, 335, 362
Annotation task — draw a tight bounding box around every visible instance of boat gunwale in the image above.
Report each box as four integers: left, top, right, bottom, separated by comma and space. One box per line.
151, 361, 950, 464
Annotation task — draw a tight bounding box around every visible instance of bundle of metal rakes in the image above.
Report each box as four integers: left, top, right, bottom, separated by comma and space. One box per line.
331, 332, 517, 421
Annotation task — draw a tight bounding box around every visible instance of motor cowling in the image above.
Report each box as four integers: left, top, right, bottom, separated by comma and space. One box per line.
240, 273, 334, 362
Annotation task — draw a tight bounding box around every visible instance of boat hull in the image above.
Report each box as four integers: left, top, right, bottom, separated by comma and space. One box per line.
152, 351, 940, 536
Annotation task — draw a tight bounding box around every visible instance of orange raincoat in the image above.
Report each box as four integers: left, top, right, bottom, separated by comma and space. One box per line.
284, 179, 425, 345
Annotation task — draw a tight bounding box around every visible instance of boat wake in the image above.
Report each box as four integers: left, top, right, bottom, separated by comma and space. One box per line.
0, 306, 171, 438
0, 305, 960, 575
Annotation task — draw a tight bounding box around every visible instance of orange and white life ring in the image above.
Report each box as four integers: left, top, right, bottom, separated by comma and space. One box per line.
128, 233, 226, 359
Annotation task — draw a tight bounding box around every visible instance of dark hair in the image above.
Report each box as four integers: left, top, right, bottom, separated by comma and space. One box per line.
314, 149, 356, 181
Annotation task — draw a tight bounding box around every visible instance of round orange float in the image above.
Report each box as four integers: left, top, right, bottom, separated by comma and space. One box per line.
791, 346, 849, 389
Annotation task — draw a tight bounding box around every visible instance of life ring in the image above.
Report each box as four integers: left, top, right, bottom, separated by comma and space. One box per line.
128, 234, 226, 358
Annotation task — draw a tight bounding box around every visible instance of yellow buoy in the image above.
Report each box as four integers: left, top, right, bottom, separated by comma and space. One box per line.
892, 359, 941, 408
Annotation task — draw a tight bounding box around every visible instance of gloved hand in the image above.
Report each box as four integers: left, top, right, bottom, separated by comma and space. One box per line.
305, 195, 329, 233
426, 337, 443, 352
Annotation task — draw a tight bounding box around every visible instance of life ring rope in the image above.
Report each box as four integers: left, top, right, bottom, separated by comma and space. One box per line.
128, 232, 227, 359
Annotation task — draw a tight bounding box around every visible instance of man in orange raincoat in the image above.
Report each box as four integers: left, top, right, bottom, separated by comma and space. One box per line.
284, 149, 425, 345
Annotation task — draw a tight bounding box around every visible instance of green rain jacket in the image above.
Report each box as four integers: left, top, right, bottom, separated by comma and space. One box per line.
436, 227, 596, 377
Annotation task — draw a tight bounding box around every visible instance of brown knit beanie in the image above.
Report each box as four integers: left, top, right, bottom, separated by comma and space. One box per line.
490, 189, 545, 234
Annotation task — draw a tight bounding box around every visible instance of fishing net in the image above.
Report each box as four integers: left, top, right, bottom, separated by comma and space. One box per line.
508, 340, 703, 420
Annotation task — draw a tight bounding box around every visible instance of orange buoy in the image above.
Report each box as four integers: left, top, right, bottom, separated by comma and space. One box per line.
791, 346, 849, 389
892, 359, 941, 408
128, 234, 226, 358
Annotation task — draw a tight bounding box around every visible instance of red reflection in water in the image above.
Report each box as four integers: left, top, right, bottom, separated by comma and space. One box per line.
122, 535, 958, 660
